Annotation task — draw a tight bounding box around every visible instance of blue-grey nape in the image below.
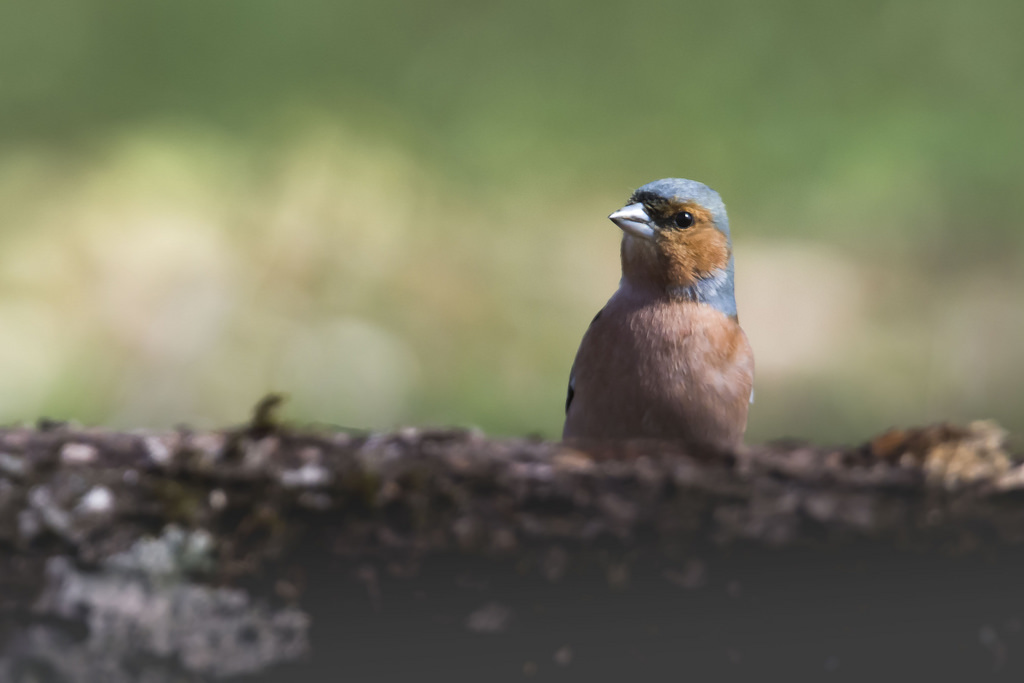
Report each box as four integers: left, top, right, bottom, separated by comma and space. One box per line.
631, 178, 730, 240
683, 254, 737, 318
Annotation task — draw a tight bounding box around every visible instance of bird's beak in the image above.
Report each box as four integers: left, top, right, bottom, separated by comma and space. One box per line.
609, 203, 656, 240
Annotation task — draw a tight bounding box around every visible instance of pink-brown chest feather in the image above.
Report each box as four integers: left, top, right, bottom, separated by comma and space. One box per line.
563, 292, 754, 447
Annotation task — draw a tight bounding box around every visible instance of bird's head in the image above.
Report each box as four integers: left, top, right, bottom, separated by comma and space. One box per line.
610, 178, 733, 298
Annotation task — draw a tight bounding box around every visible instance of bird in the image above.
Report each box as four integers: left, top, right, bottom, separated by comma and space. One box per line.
562, 178, 754, 450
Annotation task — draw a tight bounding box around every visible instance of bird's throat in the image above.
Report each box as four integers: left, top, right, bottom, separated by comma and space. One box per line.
620, 236, 738, 318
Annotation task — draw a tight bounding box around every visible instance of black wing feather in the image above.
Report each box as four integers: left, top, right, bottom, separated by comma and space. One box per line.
564, 309, 603, 415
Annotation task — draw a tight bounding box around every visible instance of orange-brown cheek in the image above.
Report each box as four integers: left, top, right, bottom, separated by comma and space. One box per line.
691, 229, 731, 273
659, 228, 730, 285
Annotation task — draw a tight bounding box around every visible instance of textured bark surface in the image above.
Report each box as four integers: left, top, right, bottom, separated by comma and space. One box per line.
0, 408, 1021, 681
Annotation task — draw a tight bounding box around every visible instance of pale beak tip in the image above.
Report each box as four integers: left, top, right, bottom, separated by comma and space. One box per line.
609, 202, 656, 240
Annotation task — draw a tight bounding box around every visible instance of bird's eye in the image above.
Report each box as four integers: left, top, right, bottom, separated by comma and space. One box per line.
674, 211, 695, 229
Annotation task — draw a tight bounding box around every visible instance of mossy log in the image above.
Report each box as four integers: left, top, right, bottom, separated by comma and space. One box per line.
0, 412, 1021, 681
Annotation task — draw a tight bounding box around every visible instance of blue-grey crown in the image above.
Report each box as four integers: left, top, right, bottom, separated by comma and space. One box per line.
633, 178, 730, 240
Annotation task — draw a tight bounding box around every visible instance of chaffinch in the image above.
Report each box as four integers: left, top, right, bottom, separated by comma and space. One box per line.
562, 178, 754, 449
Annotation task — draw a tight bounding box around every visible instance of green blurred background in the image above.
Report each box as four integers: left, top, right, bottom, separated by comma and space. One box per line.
0, 0, 1021, 442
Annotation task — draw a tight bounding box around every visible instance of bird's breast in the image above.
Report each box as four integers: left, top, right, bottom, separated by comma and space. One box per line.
622, 299, 749, 390
564, 292, 754, 446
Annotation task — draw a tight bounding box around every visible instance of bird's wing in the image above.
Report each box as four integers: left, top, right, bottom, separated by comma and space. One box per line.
565, 309, 604, 415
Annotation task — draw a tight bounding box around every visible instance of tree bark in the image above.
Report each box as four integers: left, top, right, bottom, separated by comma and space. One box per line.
0, 413, 1021, 681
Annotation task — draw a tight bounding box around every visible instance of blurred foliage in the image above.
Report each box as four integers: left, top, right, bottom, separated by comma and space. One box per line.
0, 0, 1021, 441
